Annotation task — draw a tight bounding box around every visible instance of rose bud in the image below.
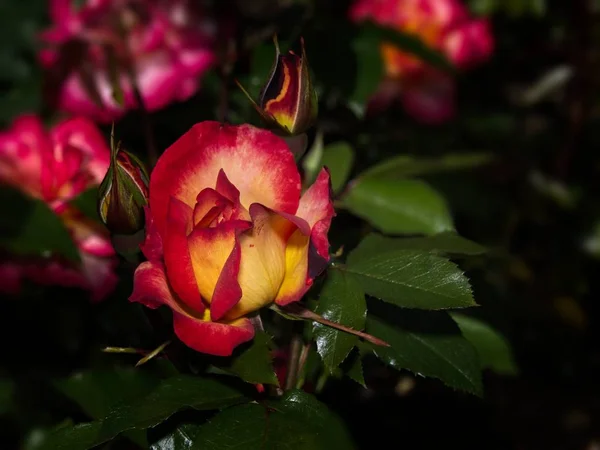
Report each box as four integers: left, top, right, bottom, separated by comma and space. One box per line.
98, 127, 149, 240
129, 121, 334, 356
236, 37, 318, 137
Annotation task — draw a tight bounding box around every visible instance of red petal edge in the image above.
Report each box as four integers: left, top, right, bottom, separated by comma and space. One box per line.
164, 197, 204, 312
173, 313, 255, 357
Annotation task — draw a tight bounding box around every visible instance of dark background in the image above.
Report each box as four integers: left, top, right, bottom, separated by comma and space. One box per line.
2, 0, 600, 449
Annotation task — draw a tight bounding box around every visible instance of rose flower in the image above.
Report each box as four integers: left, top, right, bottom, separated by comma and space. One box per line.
39, 0, 216, 122
130, 121, 334, 356
350, 0, 494, 123
0, 115, 117, 302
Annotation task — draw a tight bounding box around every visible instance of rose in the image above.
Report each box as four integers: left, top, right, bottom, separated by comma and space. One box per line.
349, 0, 494, 123
39, 0, 216, 122
0, 210, 118, 302
130, 121, 334, 356
0, 115, 117, 301
236, 37, 318, 137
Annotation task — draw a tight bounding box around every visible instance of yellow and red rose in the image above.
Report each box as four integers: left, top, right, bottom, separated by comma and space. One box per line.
130, 121, 334, 356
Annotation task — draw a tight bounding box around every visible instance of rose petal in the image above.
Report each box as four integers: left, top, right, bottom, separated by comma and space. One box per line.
296, 168, 334, 261
150, 122, 301, 235
188, 219, 251, 319
50, 116, 111, 184
173, 312, 255, 357
140, 206, 163, 260
130, 260, 184, 310
130, 252, 255, 357
274, 228, 311, 306
400, 70, 456, 124
163, 197, 204, 312
225, 204, 297, 319
276, 168, 334, 305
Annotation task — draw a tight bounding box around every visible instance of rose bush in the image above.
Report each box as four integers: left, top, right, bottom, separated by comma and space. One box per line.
39, 0, 216, 122
0, 115, 117, 301
130, 121, 334, 356
350, 0, 494, 123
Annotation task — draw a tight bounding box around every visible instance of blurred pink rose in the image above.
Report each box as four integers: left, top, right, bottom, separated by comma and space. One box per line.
349, 0, 493, 123
39, 0, 216, 123
0, 115, 117, 302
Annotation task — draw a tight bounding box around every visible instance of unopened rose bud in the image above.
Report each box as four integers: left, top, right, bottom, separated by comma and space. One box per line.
98, 126, 149, 237
236, 36, 318, 136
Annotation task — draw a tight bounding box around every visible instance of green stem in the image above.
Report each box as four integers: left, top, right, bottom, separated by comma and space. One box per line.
285, 330, 303, 391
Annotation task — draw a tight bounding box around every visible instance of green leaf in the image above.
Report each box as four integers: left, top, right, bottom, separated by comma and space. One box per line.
343, 249, 476, 310
359, 153, 493, 180
217, 331, 279, 386
32, 422, 103, 450
367, 303, 483, 396
54, 368, 160, 448
37, 375, 248, 450
321, 142, 354, 194
344, 350, 366, 388
0, 187, 80, 262
350, 233, 487, 262
54, 368, 159, 419
302, 131, 324, 187
193, 390, 355, 450
313, 270, 367, 372
451, 313, 518, 376
343, 178, 455, 235
150, 423, 202, 450
69, 187, 102, 223
350, 27, 384, 109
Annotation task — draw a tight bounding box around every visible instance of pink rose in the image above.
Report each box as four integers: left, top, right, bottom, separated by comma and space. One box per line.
39, 0, 216, 122
0, 115, 117, 301
350, 0, 494, 123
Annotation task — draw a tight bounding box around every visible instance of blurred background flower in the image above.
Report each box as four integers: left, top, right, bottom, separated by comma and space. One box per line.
0, 115, 117, 301
39, 0, 217, 122
350, 0, 493, 122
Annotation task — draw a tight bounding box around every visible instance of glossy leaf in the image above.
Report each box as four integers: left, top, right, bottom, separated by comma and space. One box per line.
349, 233, 486, 262
343, 249, 476, 310
313, 270, 367, 372
0, 187, 79, 262
343, 178, 454, 235
36, 375, 248, 450
451, 313, 518, 376
193, 390, 355, 450
321, 142, 355, 194
359, 153, 493, 180
217, 331, 279, 386
367, 302, 483, 396
150, 423, 201, 450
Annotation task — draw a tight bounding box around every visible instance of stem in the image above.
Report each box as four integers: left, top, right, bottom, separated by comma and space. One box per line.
285, 333, 302, 391
315, 370, 329, 394
278, 304, 390, 348
135, 340, 171, 367
101, 340, 171, 367
295, 342, 312, 389
102, 346, 143, 354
